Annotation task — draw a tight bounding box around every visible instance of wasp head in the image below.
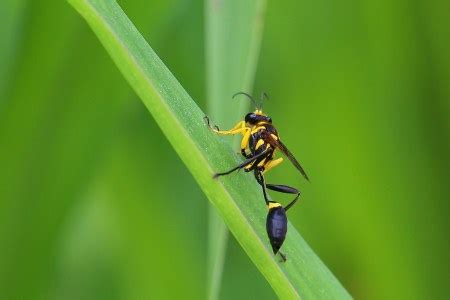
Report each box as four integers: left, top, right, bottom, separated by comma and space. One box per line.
245, 110, 272, 125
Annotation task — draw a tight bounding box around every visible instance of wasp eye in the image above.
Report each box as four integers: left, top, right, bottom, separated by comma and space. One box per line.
245, 113, 257, 124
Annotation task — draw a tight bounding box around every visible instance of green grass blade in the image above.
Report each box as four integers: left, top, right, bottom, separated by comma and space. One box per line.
206, 208, 229, 299
205, 0, 266, 298
68, 0, 352, 298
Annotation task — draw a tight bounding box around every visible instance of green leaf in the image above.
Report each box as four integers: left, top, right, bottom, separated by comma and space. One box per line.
68, 0, 352, 298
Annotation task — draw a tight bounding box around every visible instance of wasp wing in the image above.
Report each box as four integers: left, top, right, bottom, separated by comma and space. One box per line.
264, 132, 310, 181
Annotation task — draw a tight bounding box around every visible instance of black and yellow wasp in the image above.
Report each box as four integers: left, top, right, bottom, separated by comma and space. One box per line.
204, 92, 309, 261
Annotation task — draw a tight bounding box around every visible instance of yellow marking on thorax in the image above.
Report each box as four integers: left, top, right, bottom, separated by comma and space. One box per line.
270, 133, 278, 140
268, 202, 282, 209
255, 139, 265, 150
251, 126, 266, 134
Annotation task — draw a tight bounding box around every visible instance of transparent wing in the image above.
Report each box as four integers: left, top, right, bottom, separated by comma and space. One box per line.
264, 132, 309, 181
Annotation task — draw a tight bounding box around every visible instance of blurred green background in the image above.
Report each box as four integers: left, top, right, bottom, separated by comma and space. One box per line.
1, 0, 449, 299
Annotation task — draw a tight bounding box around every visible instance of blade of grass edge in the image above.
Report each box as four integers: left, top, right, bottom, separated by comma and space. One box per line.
68, 0, 352, 298
205, 0, 266, 299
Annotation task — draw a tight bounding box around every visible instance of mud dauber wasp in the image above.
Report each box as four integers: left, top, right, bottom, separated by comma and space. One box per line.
204, 92, 309, 261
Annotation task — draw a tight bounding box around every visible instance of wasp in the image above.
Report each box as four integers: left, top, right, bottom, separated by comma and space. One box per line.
205, 92, 309, 261
204, 92, 309, 182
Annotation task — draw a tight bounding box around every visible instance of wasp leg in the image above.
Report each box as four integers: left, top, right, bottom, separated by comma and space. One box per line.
204, 117, 248, 134
254, 170, 270, 205
265, 184, 298, 194
241, 148, 252, 159
215, 121, 248, 135
216, 126, 248, 136
213, 150, 270, 179
203, 116, 214, 128
204, 116, 252, 157
265, 184, 300, 211
284, 191, 300, 212
278, 251, 287, 263
262, 157, 284, 174
244, 146, 275, 175
204, 116, 221, 131
240, 129, 252, 155
203, 116, 220, 132
255, 170, 301, 211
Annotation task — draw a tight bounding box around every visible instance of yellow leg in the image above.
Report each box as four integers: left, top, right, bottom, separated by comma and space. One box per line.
263, 157, 283, 174
214, 121, 247, 135
257, 158, 267, 167
240, 128, 251, 150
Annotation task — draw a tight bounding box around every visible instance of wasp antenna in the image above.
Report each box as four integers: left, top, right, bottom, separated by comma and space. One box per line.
232, 92, 258, 108
260, 92, 269, 110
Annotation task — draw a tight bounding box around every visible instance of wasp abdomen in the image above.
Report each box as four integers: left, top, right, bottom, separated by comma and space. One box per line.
266, 206, 288, 254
